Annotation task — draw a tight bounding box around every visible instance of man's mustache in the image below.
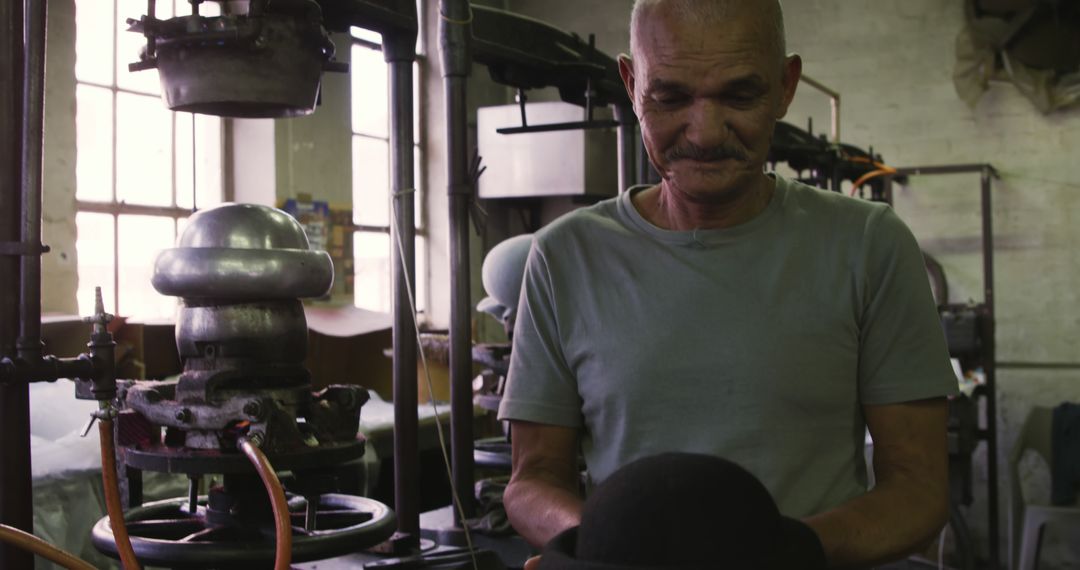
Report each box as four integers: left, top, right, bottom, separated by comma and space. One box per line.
665, 143, 748, 163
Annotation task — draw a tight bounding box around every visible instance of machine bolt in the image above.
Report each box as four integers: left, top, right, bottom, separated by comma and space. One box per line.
243, 401, 263, 419
175, 408, 192, 423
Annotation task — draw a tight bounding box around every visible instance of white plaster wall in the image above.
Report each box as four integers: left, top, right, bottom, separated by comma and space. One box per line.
781, 2, 1080, 566
274, 32, 354, 207
41, 0, 79, 316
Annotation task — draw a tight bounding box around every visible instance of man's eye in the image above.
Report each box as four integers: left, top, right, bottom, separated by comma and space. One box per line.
654, 94, 688, 106
728, 92, 762, 106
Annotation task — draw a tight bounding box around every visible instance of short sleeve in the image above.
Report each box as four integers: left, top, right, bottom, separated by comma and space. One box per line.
497, 241, 584, 427
857, 207, 959, 404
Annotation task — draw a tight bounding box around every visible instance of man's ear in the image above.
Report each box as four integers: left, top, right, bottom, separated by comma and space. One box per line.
777, 54, 803, 119
617, 53, 637, 111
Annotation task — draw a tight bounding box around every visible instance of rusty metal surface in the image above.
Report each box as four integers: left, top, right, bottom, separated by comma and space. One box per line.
123, 440, 366, 474
127, 4, 342, 118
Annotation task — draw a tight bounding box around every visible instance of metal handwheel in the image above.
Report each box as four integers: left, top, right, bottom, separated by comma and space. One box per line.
91, 493, 396, 567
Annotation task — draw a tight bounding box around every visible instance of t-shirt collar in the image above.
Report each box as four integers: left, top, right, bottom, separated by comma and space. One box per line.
617, 174, 787, 247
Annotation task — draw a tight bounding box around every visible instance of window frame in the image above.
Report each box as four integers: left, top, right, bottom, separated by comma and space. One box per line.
74, 0, 227, 317
349, 16, 426, 314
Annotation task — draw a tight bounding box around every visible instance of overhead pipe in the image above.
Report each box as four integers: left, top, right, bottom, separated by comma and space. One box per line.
384, 27, 420, 542
0, 0, 34, 566
439, 0, 476, 524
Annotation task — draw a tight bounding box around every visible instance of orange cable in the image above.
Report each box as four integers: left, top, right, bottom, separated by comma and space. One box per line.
0, 524, 97, 570
238, 437, 292, 570
100, 418, 142, 570
850, 166, 899, 196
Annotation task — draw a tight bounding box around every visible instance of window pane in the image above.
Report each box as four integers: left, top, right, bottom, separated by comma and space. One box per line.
176, 113, 224, 209
75, 0, 115, 85
415, 234, 426, 313
414, 146, 422, 228
117, 91, 173, 206
353, 135, 390, 226
117, 0, 165, 94
76, 84, 114, 202
350, 26, 382, 45
194, 2, 221, 16
351, 45, 388, 137
354, 232, 391, 313
176, 215, 189, 240
413, 61, 421, 143
76, 213, 116, 318
118, 215, 177, 319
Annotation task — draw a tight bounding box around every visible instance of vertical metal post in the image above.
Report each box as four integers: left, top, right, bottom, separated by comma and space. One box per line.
980, 167, 1000, 569
385, 30, 420, 543
439, 0, 476, 524
19, 0, 46, 364
0, 0, 34, 566
613, 103, 635, 193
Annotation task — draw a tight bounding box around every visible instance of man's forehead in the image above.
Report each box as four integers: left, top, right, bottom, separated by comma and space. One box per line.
630, 0, 783, 64
632, 13, 780, 85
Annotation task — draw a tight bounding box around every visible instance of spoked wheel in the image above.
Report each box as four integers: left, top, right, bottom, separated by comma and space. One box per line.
91, 493, 396, 568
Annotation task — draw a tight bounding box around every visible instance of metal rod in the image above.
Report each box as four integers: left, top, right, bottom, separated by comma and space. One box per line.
799, 74, 840, 144
996, 361, 1080, 370
386, 32, 420, 542
613, 104, 635, 193
187, 476, 199, 514
440, 0, 476, 524
76, 200, 195, 219
980, 167, 1000, 569
0, 0, 35, 565
893, 164, 995, 177
18, 0, 47, 364
305, 498, 317, 532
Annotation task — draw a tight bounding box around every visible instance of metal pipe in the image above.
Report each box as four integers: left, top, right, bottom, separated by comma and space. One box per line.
892, 164, 992, 177
19, 0, 46, 364
439, 0, 476, 524
980, 167, 1000, 569
798, 74, 840, 144
385, 31, 419, 542
613, 103, 635, 193
0, 0, 34, 566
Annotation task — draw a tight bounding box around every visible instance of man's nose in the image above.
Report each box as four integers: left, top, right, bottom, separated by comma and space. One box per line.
683, 99, 730, 148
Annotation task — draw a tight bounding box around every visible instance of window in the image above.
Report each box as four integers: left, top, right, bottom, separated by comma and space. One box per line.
350, 20, 425, 314
74, 0, 224, 319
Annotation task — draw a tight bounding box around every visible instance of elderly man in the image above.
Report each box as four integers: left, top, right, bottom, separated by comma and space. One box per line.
498, 0, 957, 567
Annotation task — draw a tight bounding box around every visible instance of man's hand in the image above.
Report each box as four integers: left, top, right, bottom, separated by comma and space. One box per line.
804, 397, 950, 569
503, 421, 583, 548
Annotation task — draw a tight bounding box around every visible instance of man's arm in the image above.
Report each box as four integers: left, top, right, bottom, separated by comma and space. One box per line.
804, 397, 949, 569
503, 420, 584, 548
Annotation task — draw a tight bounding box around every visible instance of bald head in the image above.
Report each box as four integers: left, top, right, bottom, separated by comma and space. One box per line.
629, 0, 787, 67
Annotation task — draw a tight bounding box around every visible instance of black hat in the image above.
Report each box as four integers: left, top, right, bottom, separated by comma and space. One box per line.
537, 453, 827, 570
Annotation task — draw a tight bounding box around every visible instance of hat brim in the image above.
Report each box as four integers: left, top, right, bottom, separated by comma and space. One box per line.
537, 518, 826, 570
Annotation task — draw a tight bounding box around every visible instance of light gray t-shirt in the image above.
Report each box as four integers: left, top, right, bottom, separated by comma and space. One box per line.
497, 175, 958, 518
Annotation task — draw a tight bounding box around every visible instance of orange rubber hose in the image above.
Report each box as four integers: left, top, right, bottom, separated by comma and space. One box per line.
850, 167, 898, 196
100, 418, 142, 570
0, 524, 97, 570
238, 438, 292, 570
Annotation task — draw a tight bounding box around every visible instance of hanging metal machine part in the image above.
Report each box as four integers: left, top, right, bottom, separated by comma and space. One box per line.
126, 0, 348, 117
90, 204, 396, 566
